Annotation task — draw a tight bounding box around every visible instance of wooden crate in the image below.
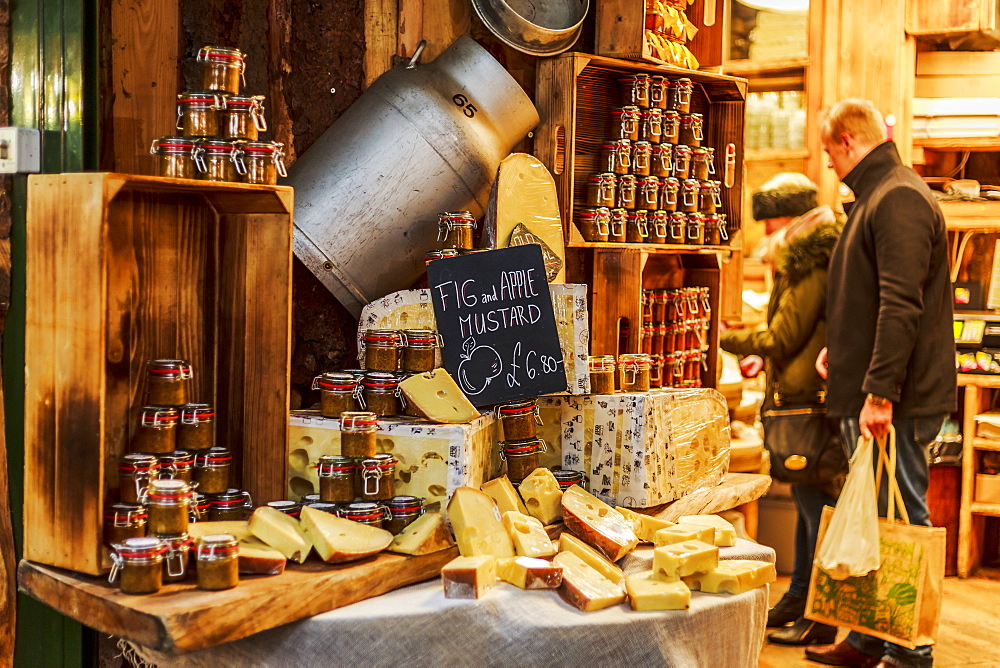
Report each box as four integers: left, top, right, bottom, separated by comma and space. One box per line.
595, 0, 726, 69
24, 173, 293, 575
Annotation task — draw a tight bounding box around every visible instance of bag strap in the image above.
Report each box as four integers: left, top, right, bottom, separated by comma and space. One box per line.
873, 425, 910, 525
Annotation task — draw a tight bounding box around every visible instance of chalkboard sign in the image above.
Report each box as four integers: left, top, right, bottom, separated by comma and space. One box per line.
427, 245, 566, 407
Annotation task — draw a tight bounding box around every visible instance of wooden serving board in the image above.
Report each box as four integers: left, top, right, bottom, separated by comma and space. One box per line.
18, 546, 458, 654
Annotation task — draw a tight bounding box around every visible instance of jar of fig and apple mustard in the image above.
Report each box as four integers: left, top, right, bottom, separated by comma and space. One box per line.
640, 108, 663, 144
650, 210, 668, 243
577, 207, 611, 242
662, 351, 678, 386
626, 210, 650, 243
400, 329, 442, 373
145, 359, 193, 406
314, 372, 359, 418
437, 211, 477, 250
201, 139, 245, 182
666, 78, 693, 114
621, 73, 651, 107
619, 353, 652, 392
361, 329, 403, 372
704, 180, 722, 214
178, 403, 215, 451
659, 177, 679, 212
617, 174, 637, 210
134, 406, 179, 454
686, 213, 706, 245
339, 411, 378, 457
104, 503, 147, 547
691, 146, 715, 181
160, 533, 192, 583
496, 399, 541, 440
318, 455, 357, 503
340, 502, 389, 529
650, 354, 664, 388
684, 349, 705, 386
149, 137, 205, 179
193, 447, 232, 495
195, 533, 239, 590
611, 106, 641, 141
197, 46, 246, 95
638, 176, 659, 211
144, 479, 193, 536
191, 493, 210, 521
600, 139, 631, 175
642, 290, 654, 323
650, 144, 673, 178
266, 500, 302, 518
661, 110, 680, 145
552, 469, 586, 491
119, 453, 160, 504
206, 489, 252, 521
360, 373, 402, 416
703, 213, 722, 245
425, 248, 460, 265
586, 173, 616, 208
358, 454, 397, 501
680, 179, 700, 213
651, 324, 665, 356
649, 75, 667, 110
176, 92, 224, 138
668, 212, 687, 244
641, 324, 654, 355
609, 208, 628, 243
109, 536, 168, 595
221, 94, 266, 140
157, 450, 194, 484
673, 145, 692, 180
500, 438, 545, 484
632, 141, 652, 176
588, 355, 616, 394
651, 290, 668, 322
678, 113, 704, 147
385, 496, 424, 535
241, 141, 287, 185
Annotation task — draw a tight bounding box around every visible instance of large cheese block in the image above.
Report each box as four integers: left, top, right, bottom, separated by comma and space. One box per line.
481, 476, 529, 514
558, 533, 624, 587
502, 511, 556, 558
497, 556, 563, 589
189, 522, 285, 575
552, 551, 626, 612
300, 505, 393, 563
447, 486, 515, 558
683, 559, 776, 594
398, 369, 479, 423
188, 521, 252, 542
652, 524, 716, 547
625, 571, 692, 611
288, 411, 500, 511
388, 512, 455, 556
616, 506, 676, 543
561, 485, 639, 562
538, 388, 730, 507
442, 555, 497, 599
248, 507, 312, 564
677, 514, 738, 547
652, 540, 719, 582
518, 468, 563, 525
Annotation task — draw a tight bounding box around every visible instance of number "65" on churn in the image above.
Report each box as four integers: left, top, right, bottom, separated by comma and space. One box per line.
452, 93, 478, 118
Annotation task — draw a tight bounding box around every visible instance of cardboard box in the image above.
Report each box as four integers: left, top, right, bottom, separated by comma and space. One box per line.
976, 473, 1000, 504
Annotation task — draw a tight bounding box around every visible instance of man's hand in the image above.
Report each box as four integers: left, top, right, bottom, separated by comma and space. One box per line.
815, 347, 828, 380
739, 355, 764, 378
859, 396, 893, 439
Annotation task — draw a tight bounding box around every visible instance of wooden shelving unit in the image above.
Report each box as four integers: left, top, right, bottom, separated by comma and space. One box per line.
958, 374, 1000, 576
915, 137, 1000, 152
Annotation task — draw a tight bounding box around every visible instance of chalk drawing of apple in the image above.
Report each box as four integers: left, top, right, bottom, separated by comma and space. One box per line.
457, 337, 502, 396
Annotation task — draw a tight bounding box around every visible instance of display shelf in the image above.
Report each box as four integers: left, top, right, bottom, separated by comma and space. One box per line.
564, 241, 736, 253
972, 438, 1000, 451
722, 56, 810, 78
970, 502, 1000, 517
745, 149, 810, 162
594, 0, 726, 69
940, 201, 1000, 231
915, 137, 1000, 151
958, 372, 1000, 388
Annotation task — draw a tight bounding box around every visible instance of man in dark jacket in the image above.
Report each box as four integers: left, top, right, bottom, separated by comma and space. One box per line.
808, 99, 955, 668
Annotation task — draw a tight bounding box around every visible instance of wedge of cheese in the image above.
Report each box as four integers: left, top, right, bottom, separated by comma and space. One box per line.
652, 540, 719, 582
616, 506, 677, 543
653, 524, 716, 547
300, 505, 393, 563
625, 571, 692, 611
677, 514, 738, 547
552, 551, 626, 612
481, 476, 529, 515
189, 522, 286, 575
497, 556, 563, 590
683, 559, 776, 594
188, 521, 253, 542
558, 533, 624, 587
561, 485, 639, 562
248, 506, 312, 563
447, 486, 515, 558
442, 555, 496, 599
518, 468, 563, 525
388, 512, 455, 556
398, 369, 480, 423
502, 511, 557, 559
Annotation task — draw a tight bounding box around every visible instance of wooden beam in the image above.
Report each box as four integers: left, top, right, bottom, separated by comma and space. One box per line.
363, 0, 397, 88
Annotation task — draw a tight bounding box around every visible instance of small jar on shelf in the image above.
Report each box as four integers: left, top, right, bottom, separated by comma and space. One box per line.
616, 174, 637, 210
611, 106, 641, 141
649, 210, 668, 244
134, 406, 180, 454
586, 173, 617, 208
659, 177, 679, 212
619, 353, 652, 392
609, 208, 628, 243
686, 213, 706, 245
588, 355, 616, 394
638, 176, 660, 211
631, 141, 652, 176
436, 211, 477, 250
314, 372, 360, 418
661, 110, 680, 145
196, 46, 246, 95
678, 113, 704, 147
621, 73, 651, 108
639, 108, 663, 144
178, 403, 215, 452
145, 359, 193, 406
361, 329, 403, 372
673, 145, 692, 180
650, 144, 673, 178
109, 536, 167, 595
576, 207, 611, 242
626, 210, 650, 243
318, 455, 358, 503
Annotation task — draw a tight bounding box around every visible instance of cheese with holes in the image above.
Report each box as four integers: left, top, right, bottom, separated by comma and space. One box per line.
616, 507, 676, 542
189, 522, 285, 575
388, 511, 455, 555
188, 521, 252, 542
558, 533, 624, 587
398, 369, 480, 423
561, 485, 639, 562
553, 551, 626, 612
683, 559, 776, 594
442, 555, 496, 599
481, 475, 529, 515
300, 505, 393, 563
625, 571, 692, 611
502, 511, 557, 558
497, 556, 563, 589
248, 507, 312, 563
677, 514, 738, 547
653, 524, 716, 547
652, 540, 719, 581
447, 486, 515, 558
518, 468, 563, 525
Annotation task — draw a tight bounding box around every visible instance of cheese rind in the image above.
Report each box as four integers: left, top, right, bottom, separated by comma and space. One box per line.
652, 540, 719, 581
442, 555, 497, 599
398, 369, 480, 423
561, 485, 639, 562
552, 551, 626, 612
299, 505, 393, 563
558, 533, 625, 587
388, 512, 455, 555
497, 556, 563, 589
683, 559, 776, 594
248, 507, 312, 563
518, 468, 563, 525
481, 476, 529, 515
447, 486, 516, 558
653, 524, 716, 547
677, 514, 738, 547
502, 511, 557, 558
625, 571, 692, 611
616, 507, 677, 543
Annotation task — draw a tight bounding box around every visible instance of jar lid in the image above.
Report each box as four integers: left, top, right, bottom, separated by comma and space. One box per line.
425, 248, 460, 261
208, 490, 250, 506
180, 403, 215, 423
588, 173, 616, 182
361, 373, 400, 389
158, 450, 195, 466
650, 144, 672, 153
360, 454, 397, 470
500, 438, 544, 455
662, 177, 679, 185
439, 211, 475, 221
619, 73, 650, 82
104, 503, 147, 521
318, 455, 357, 470
177, 92, 222, 105
301, 493, 321, 504
633, 140, 651, 148
386, 495, 424, 512
149, 478, 192, 494
674, 145, 692, 155
201, 139, 238, 153
224, 94, 264, 107
115, 536, 168, 558
197, 46, 245, 62
362, 329, 401, 344
340, 411, 379, 429
699, 182, 715, 190
314, 371, 358, 391
306, 502, 341, 514
340, 368, 367, 381
619, 174, 637, 183
588, 355, 616, 371
195, 448, 232, 466
551, 469, 585, 490
266, 500, 301, 516
611, 106, 640, 114
147, 359, 193, 378
641, 108, 662, 117
642, 176, 660, 183
340, 502, 386, 521
620, 353, 652, 366
240, 140, 281, 154
196, 533, 239, 555
400, 329, 440, 346
119, 453, 159, 471
158, 532, 193, 549
150, 137, 200, 154
497, 399, 537, 417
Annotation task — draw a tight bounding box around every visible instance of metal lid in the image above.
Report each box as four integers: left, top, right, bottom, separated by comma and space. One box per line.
314, 371, 358, 391
119, 453, 159, 470
360, 453, 397, 469
340, 411, 379, 429
104, 503, 147, 521
146, 359, 193, 378
158, 450, 195, 465
266, 500, 301, 516
197, 46, 245, 62
180, 403, 215, 423
470, 0, 589, 56
114, 536, 168, 559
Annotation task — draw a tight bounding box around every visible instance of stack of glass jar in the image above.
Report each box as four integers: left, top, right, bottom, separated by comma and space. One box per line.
149, 45, 287, 185
575, 73, 729, 248
640, 286, 711, 388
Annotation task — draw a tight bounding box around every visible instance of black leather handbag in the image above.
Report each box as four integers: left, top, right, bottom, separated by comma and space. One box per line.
760, 403, 848, 485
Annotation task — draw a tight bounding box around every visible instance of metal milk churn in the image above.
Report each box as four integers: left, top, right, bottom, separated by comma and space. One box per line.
285, 36, 539, 317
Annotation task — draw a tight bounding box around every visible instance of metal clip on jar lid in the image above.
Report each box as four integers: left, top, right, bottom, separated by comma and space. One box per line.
340, 502, 388, 523
240, 140, 288, 177
159, 450, 195, 467
110, 536, 169, 583
401, 329, 443, 348
150, 136, 202, 155
362, 329, 402, 347
588, 355, 616, 372
225, 94, 268, 131
147, 359, 194, 379
359, 454, 397, 495
318, 455, 357, 476
619, 353, 652, 369
425, 248, 460, 263
119, 453, 160, 473
551, 469, 586, 491
180, 403, 215, 424
340, 410, 379, 431
195, 447, 232, 468
105, 503, 148, 526
196, 533, 239, 558
266, 500, 301, 517
499, 438, 546, 460
313, 371, 358, 392
139, 406, 180, 428
208, 489, 253, 509
496, 399, 542, 422
386, 495, 424, 515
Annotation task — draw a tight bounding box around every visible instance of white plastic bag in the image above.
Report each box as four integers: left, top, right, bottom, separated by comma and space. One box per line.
814, 432, 881, 580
